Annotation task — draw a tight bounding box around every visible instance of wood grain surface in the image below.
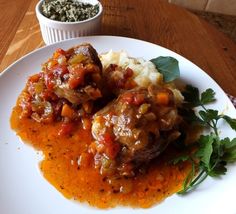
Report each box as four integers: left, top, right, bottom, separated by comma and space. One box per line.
0, 0, 32, 63
1, 0, 236, 96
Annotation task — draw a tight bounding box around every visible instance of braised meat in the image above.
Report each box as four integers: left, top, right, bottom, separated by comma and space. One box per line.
53, 43, 103, 104
19, 43, 103, 123
91, 86, 181, 176
66, 44, 102, 71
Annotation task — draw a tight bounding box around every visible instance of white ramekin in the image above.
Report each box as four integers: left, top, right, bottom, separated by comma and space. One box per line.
35, 0, 103, 45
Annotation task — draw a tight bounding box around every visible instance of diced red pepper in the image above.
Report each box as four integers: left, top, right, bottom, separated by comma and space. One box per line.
116, 79, 125, 88
105, 142, 120, 159
133, 93, 145, 105
124, 67, 133, 78
98, 133, 120, 159
44, 72, 55, 90
121, 92, 145, 105
102, 133, 113, 145
58, 122, 74, 136
107, 64, 118, 72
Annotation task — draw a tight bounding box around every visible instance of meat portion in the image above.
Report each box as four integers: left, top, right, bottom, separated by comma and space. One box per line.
91, 86, 181, 176
66, 43, 102, 71
19, 43, 103, 124
53, 43, 103, 105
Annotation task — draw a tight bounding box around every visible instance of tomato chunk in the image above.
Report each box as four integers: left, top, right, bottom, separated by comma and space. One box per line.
53, 48, 66, 58
68, 66, 85, 89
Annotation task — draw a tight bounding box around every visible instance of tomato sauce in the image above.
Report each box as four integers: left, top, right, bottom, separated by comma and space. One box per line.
10, 99, 192, 209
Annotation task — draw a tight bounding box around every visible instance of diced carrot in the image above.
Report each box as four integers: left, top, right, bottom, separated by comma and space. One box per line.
47, 59, 58, 69
19, 93, 32, 118
28, 74, 41, 83
61, 104, 75, 119
82, 101, 93, 113
53, 48, 66, 58
53, 52, 60, 59
89, 88, 102, 99
85, 63, 95, 72
124, 79, 137, 90
156, 92, 169, 105
96, 143, 105, 153
88, 142, 97, 155
81, 117, 92, 130
68, 76, 83, 89
121, 92, 133, 104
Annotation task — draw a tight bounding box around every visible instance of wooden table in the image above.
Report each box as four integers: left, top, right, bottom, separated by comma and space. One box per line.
1, 0, 236, 96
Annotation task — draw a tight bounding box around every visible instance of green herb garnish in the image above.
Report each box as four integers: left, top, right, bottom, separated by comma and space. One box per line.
173, 85, 236, 194
150, 56, 180, 82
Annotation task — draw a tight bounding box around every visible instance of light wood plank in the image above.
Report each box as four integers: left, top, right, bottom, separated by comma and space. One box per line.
0, 0, 32, 63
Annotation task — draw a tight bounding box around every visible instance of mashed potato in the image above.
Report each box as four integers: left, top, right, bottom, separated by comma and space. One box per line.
100, 50, 163, 87
100, 50, 183, 104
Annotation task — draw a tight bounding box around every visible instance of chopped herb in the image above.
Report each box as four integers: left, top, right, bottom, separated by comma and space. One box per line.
172, 85, 236, 194
41, 0, 99, 22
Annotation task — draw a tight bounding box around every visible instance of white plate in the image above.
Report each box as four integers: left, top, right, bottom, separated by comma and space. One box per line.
0, 36, 236, 214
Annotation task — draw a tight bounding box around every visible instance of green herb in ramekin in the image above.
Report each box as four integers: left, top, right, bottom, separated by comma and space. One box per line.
41, 0, 99, 22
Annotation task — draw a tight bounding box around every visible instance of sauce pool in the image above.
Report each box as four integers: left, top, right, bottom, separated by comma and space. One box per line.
10, 101, 191, 208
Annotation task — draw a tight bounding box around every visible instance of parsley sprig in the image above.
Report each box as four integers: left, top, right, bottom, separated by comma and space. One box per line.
174, 85, 236, 194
